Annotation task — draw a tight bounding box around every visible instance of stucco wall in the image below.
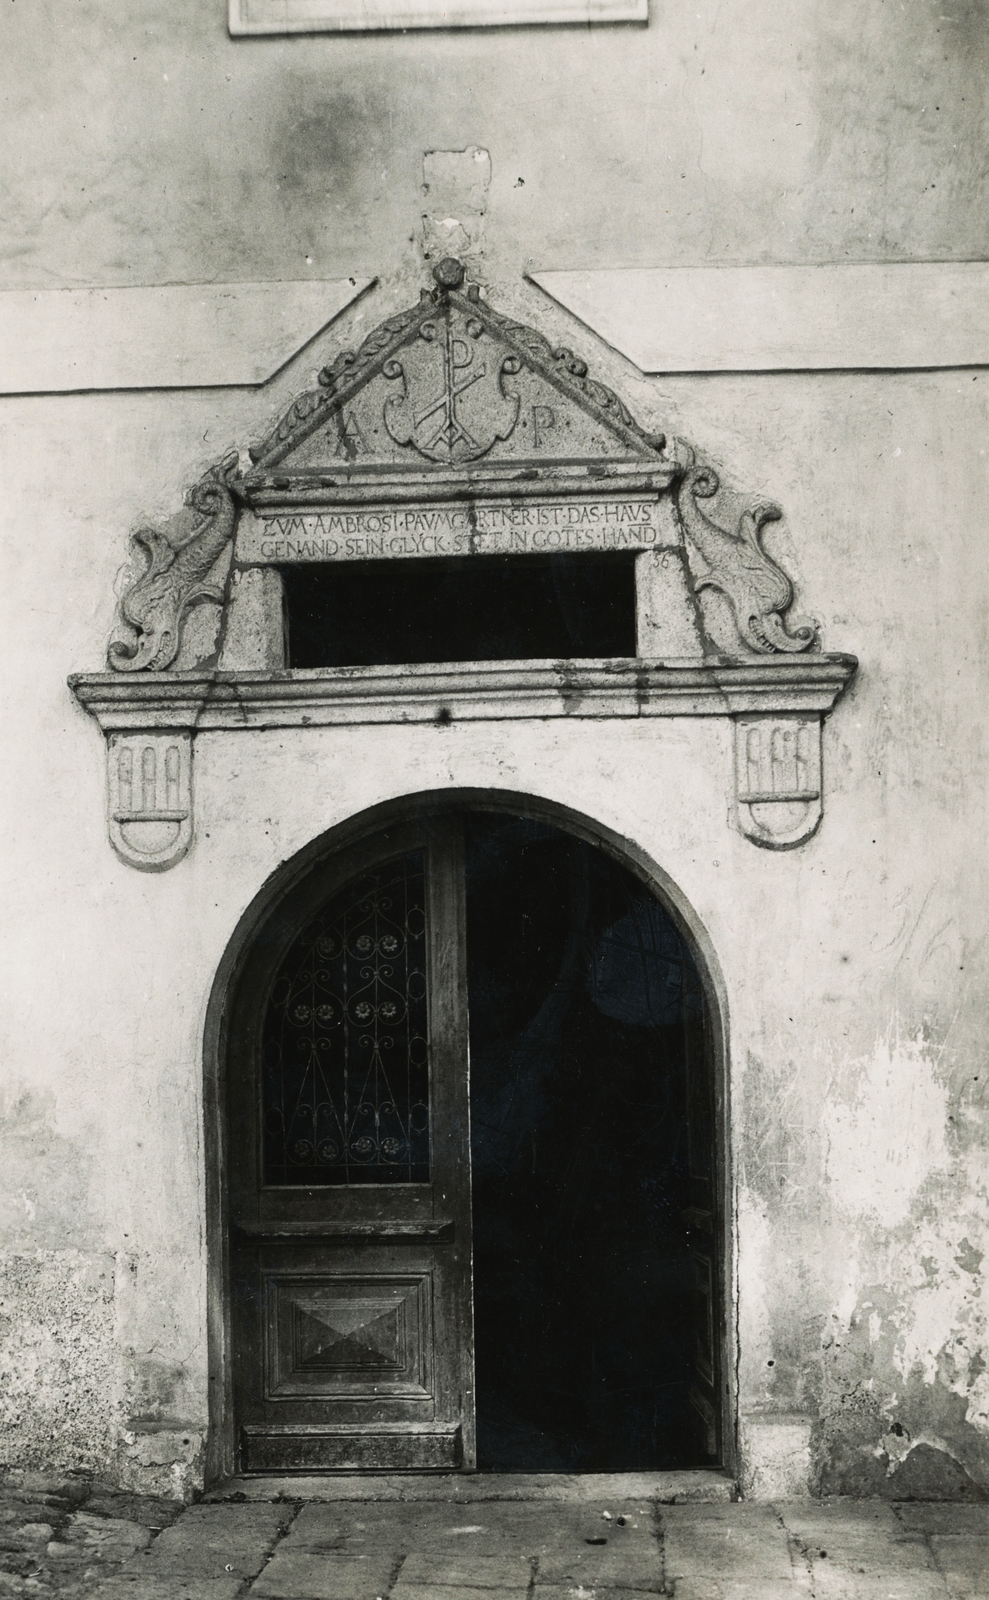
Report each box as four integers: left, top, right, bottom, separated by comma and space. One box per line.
4, 0, 988, 292
2, 287, 987, 1493
2, 0, 988, 1501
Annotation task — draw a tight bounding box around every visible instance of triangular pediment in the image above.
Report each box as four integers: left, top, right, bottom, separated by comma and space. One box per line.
242, 258, 669, 494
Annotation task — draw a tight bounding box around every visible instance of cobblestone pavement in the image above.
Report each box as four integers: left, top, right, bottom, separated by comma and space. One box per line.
2, 1474, 986, 1600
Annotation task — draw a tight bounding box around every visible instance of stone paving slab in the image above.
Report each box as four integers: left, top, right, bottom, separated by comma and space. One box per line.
535, 1590, 670, 1600
534, 1548, 663, 1589
779, 1502, 904, 1536
390, 1588, 530, 1600
668, 1584, 810, 1600
661, 1522, 795, 1581
126, 1505, 291, 1580
798, 1534, 938, 1574
3, 1475, 988, 1600
660, 1504, 786, 1527
898, 1507, 989, 1536
806, 1570, 951, 1600
397, 1554, 533, 1586
250, 1551, 400, 1600
930, 1535, 989, 1598
281, 1500, 656, 1558
88, 1580, 244, 1600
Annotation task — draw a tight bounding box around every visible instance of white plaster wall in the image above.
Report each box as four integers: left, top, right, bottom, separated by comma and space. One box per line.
1, 302, 987, 1495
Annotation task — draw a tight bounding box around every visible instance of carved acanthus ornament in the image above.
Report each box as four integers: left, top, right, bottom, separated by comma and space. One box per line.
109, 452, 239, 672
675, 449, 818, 656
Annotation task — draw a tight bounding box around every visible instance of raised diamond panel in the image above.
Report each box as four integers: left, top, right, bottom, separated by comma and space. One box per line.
266, 1273, 432, 1399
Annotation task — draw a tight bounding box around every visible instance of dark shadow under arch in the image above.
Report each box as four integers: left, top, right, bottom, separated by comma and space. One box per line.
203, 788, 733, 1483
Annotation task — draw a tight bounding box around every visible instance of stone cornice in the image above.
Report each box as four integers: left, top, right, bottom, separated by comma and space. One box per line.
70, 656, 857, 733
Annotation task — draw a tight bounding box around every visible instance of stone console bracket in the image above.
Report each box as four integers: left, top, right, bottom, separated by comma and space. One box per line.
70, 657, 856, 868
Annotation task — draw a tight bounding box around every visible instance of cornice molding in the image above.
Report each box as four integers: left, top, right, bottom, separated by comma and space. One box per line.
0, 278, 372, 395
70, 656, 857, 733
532, 261, 989, 374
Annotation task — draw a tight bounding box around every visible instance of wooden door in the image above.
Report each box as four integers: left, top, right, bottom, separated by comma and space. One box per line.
228, 820, 474, 1472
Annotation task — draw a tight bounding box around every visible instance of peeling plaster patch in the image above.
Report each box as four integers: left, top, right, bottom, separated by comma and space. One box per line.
421, 147, 491, 263
814, 1175, 989, 1495
835, 1251, 863, 1330
956, 1238, 984, 1276
0, 1087, 104, 1249
891, 1201, 988, 1413
0, 1251, 118, 1471
823, 1028, 950, 1229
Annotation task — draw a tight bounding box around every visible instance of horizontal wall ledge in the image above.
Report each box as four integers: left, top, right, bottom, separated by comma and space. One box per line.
230, 0, 645, 34
70, 656, 857, 731
532, 262, 989, 372
0, 277, 371, 394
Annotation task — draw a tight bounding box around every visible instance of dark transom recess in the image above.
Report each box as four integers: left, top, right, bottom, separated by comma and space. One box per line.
261, 853, 430, 1185
283, 551, 637, 668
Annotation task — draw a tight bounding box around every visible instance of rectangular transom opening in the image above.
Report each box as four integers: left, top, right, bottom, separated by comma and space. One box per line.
282, 552, 637, 667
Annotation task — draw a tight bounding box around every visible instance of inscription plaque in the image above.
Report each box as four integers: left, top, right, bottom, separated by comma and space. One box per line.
237, 495, 673, 565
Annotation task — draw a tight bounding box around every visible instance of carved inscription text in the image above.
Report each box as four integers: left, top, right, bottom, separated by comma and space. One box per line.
237, 496, 670, 564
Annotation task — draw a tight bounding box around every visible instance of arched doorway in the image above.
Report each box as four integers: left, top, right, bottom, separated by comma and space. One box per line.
214, 798, 724, 1477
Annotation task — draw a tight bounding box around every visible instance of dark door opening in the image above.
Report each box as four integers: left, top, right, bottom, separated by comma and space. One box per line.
222, 804, 720, 1475
465, 815, 718, 1471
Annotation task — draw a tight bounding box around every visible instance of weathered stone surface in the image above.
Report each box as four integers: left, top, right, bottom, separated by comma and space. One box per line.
898, 1506, 989, 1536
207, 1473, 733, 1503
397, 1553, 533, 1586
778, 1499, 902, 1535
390, 1589, 529, 1600
534, 1546, 663, 1590
808, 1571, 950, 1600
800, 1533, 937, 1574
132, 1504, 289, 1579
0, 1474, 186, 1600
250, 1550, 399, 1599
667, 1584, 809, 1600
661, 1522, 795, 1581
0, 1495, 970, 1600
63, 1511, 153, 1558
90, 1580, 245, 1600
930, 1535, 989, 1598
0, 1252, 119, 1476
83, 1493, 183, 1532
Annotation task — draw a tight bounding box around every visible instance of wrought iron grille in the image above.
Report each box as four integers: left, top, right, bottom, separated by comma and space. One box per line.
261, 853, 430, 1185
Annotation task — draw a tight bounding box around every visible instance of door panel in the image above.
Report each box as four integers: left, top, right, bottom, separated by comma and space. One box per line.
229, 820, 473, 1472
264, 1272, 433, 1398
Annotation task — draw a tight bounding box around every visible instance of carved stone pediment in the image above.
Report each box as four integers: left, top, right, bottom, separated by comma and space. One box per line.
245, 257, 668, 486
71, 255, 857, 867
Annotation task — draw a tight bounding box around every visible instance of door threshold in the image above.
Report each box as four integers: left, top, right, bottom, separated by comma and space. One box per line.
205, 1469, 737, 1503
